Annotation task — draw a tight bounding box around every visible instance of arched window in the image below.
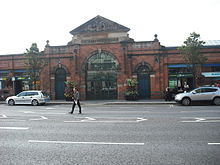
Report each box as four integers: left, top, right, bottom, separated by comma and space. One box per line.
86, 51, 118, 100
87, 51, 118, 71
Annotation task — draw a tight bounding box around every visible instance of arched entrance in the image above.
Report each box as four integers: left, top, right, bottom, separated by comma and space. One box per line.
86, 50, 118, 100
55, 68, 66, 99
136, 63, 151, 99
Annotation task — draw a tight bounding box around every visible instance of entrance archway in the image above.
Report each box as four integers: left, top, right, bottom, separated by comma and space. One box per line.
55, 68, 66, 99
136, 62, 151, 99
86, 50, 118, 100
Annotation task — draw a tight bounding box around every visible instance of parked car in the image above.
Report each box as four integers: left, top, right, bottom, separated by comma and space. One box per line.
175, 87, 220, 106
6, 90, 50, 106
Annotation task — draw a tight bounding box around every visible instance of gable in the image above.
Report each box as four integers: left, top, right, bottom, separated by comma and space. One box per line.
70, 15, 130, 35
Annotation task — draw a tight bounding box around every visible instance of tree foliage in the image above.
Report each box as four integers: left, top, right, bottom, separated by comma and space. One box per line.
178, 32, 207, 87
179, 32, 207, 64
24, 43, 47, 89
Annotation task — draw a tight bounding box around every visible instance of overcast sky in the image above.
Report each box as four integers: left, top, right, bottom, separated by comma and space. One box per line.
0, 0, 219, 55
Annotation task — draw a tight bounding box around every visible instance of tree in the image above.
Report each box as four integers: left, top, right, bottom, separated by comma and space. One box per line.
178, 32, 207, 88
24, 43, 47, 90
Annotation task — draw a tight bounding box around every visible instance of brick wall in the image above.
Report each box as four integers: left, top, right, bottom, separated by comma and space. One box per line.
1, 44, 220, 100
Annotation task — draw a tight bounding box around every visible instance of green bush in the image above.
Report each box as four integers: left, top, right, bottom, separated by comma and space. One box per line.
125, 78, 138, 99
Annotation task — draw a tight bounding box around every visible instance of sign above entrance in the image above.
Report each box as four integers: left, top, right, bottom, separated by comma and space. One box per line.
202, 72, 220, 77
169, 73, 193, 77
81, 38, 119, 44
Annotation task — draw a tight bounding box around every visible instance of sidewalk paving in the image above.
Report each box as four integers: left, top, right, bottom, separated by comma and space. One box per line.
1, 99, 176, 105
54, 99, 176, 105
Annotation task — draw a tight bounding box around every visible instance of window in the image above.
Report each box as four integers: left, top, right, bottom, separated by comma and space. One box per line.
212, 66, 220, 72
202, 88, 217, 93
86, 51, 118, 100
195, 89, 202, 93
168, 67, 191, 75
27, 92, 38, 96
87, 51, 118, 71
17, 92, 27, 97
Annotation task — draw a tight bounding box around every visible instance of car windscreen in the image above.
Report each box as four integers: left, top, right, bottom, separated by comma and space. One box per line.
17, 92, 27, 97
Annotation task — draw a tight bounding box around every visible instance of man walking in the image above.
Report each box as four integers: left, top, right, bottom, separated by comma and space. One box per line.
69, 88, 81, 114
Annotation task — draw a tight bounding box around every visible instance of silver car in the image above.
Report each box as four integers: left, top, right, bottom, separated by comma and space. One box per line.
6, 90, 50, 106
175, 87, 220, 106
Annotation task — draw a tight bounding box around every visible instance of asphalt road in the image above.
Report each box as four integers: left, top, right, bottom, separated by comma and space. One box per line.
0, 103, 220, 165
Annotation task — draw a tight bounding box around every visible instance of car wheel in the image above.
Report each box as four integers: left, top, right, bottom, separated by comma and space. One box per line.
213, 97, 220, 105
32, 99, 39, 106
8, 99, 15, 106
181, 98, 191, 106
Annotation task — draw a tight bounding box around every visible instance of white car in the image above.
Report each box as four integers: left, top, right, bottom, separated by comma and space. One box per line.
175, 87, 220, 106
6, 90, 50, 106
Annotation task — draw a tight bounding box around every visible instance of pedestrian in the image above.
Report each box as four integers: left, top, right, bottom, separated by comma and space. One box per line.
217, 82, 220, 88
164, 87, 172, 101
69, 87, 81, 114
183, 82, 189, 92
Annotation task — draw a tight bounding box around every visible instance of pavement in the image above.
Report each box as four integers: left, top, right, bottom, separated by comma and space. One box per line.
0, 99, 176, 105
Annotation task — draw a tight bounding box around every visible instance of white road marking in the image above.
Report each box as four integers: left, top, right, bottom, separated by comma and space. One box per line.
42, 113, 66, 115
0, 127, 29, 130
195, 118, 206, 122
64, 117, 147, 123
181, 117, 220, 123
208, 143, 220, 145
81, 117, 96, 121
0, 114, 7, 118
181, 110, 220, 113
1, 119, 26, 122
29, 116, 48, 121
181, 117, 220, 119
22, 109, 65, 115
45, 107, 56, 110
136, 118, 147, 122
23, 111, 36, 114
181, 117, 206, 122
32, 112, 66, 115
28, 140, 145, 146
197, 120, 220, 123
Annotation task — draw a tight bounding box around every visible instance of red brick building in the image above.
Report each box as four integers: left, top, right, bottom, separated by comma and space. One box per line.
1, 15, 220, 100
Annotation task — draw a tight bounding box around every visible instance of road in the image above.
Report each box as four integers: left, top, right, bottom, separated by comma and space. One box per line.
0, 103, 220, 165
